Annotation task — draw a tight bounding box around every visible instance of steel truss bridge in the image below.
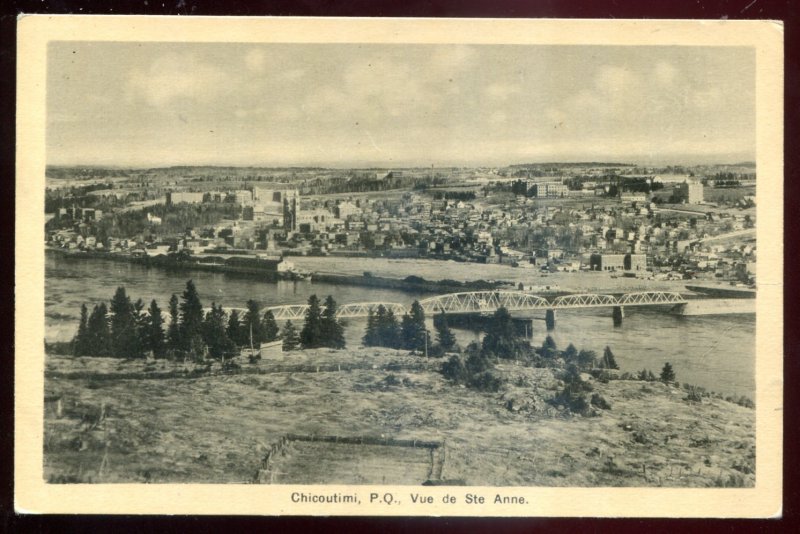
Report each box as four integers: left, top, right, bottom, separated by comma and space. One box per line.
219, 291, 687, 321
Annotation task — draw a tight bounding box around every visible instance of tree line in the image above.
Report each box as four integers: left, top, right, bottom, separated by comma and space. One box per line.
71, 280, 347, 359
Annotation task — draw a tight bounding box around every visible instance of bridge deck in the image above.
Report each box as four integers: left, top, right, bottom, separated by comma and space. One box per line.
215, 291, 687, 320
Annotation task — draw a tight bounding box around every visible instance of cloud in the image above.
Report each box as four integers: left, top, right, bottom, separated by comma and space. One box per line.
127, 53, 228, 108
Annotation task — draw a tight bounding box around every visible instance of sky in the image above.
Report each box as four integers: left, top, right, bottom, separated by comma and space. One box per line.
47, 42, 756, 168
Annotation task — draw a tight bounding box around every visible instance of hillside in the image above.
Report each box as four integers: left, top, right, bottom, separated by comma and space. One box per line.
44, 349, 754, 487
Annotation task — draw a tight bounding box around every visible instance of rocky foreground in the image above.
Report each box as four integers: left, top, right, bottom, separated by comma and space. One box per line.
44, 348, 754, 487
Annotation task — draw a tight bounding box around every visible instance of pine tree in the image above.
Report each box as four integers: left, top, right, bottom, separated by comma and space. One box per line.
300, 294, 323, 349
434, 310, 456, 351
400, 300, 427, 352
227, 309, 245, 346
541, 335, 558, 357
482, 307, 527, 359
262, 310, 280, 342
179, 280, 205, 355
73, 303, 89, 356
563, 343, 578, 364
86, 302, 110, 356
167, 293, 181, 353
203, 303, 235, 359
660, 362, 676, 383
375, 304, 400, 349
244, 299, 266, 345
146, 299, 166, 358
110, 286, 142, 358
282, 320, 300, 351
600, 346, 619, 370
363, 308, 379, 347
320, 295, 346, 349
578, 349, 597, 370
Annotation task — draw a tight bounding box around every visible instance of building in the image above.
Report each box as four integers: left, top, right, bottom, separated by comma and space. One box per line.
253, 186, 300, 230
531, 182, 569, 199
675, 180, 704, 204
588, 253, 648, 272
233, 190, 253, 205
167, 191, 205, 205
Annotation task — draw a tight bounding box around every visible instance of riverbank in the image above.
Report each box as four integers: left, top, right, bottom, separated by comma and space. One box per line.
44, 348, 754, 486
47, 246, 709, 295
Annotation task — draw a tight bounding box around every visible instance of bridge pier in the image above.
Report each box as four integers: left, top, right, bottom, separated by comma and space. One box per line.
545, 309, 556, 331
612, 306, 624, 327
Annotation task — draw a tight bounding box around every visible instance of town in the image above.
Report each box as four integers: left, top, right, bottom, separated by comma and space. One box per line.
46, 161, 756, 287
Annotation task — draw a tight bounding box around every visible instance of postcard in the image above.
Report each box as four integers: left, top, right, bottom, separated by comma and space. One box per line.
15, 15, 783, 516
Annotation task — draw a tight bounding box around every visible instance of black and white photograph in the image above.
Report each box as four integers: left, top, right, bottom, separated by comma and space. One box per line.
16, 16, 783, 516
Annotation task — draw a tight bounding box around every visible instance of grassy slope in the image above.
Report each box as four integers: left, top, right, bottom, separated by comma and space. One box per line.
44, 349, 754, 487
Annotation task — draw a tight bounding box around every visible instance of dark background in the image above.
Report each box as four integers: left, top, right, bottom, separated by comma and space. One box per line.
1, 1, 796, 532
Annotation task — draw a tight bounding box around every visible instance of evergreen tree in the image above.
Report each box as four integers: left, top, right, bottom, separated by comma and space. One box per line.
86, 302, 110, 356
282, 320, 300, 351
146, 299, 166, 358
263, 310, 280, 343
244, 299, 266, 345
73, 303, 89, 356
375, 304, 400, 349
166, 293, 181, 353
179, 280, 205, 355
434, 310, 456, 351
363, 308, 379, 347
660, 362, 676, 383
577, 349, 597, 370
133, 298, 148, 356
600, 346, 619, 370
400, 300, 427, 352
541, 335, 558, 358
300, 294, 323, 348
109, 286, 142, 358
227, 309, 245, 346
320, 295, 346, 349
203, 303, 236, 359
563, 343, 578, 364
482, 307, 527, 359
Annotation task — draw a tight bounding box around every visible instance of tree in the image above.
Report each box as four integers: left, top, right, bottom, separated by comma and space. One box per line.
282, 320, 300, 351
434, 310, 456, 351
372, 306, 401, 349
203, 303, 236, 360
244, 299, 266, 346
482, 307, 528, 359
363, 308, 379, 347
110, 286, 142, 358
145, 299, 166, 358
179, 280, 205, 355
86, 303, 111, 356
599, 346, 619, 370
300, 294, 323, 348
400, 300, 427, 352
660, 362, 676, 383
320, 295, 346, 349
563, 343, 578, 364
541, 335, 558, 358
227, 309, 245, 346
166, 294, 181, 353
577, 350, 597, 370
262, 310, 280, 343
72, 303, 89, 356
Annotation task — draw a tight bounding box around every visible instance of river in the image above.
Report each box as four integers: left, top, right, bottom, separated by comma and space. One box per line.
45, 251, 755, 398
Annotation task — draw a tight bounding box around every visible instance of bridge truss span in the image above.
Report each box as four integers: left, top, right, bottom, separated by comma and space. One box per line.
616, 291, 687, 307
419, 291, 551, 315
552, 293, 618, 309
337, 302, 407, 318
